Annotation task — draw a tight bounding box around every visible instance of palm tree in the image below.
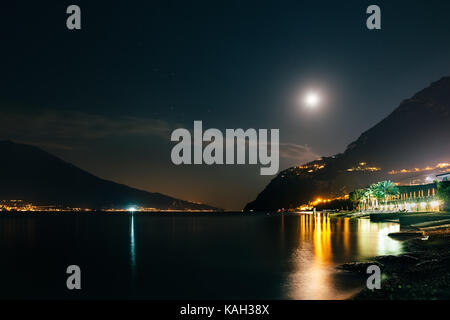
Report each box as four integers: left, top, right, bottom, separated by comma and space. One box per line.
350, 189, 365, 211
352, 181, 399, 212
364, 187, 376, 210
374, 181, 399, 205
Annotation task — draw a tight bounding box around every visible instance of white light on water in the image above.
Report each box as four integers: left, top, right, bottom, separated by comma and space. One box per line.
128, 206, 137, 213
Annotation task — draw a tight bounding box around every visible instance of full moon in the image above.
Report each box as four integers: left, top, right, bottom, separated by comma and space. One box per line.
304, 91, 320, 108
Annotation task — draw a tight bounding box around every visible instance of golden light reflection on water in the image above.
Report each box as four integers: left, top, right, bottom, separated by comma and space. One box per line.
286, 213, 402, 300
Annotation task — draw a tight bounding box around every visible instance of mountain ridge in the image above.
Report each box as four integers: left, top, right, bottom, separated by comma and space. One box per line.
0, 140, 219, 211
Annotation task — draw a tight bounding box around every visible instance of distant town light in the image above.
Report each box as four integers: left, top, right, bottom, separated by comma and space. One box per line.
389, 162, 450, 175
128, 206, 137, 213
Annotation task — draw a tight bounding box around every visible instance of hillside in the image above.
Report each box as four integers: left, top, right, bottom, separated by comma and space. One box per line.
0, 141, 219, 211
245, 77, 450, 211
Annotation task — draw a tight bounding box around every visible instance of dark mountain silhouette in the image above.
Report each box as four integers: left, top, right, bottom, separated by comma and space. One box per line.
0, 141, 219, 211
245, 77, 450, 211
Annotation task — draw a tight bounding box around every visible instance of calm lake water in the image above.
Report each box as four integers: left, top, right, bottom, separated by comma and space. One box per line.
0, 212, 403, 299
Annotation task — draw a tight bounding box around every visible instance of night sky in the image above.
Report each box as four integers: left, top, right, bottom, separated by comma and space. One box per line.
2, 1, 450, 210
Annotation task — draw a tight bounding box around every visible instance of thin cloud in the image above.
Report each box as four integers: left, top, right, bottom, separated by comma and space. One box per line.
1, 112, 319, 168
0, 110, 172, 149
279, 143, 319, 165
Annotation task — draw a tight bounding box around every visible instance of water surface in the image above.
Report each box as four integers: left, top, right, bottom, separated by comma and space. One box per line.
0, 212, 403, 299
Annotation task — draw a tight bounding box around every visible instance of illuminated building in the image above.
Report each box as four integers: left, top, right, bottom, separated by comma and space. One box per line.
436, 173, 450, 182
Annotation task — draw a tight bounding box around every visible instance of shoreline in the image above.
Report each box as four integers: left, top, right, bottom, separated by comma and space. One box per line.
338, 215, 450, 300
